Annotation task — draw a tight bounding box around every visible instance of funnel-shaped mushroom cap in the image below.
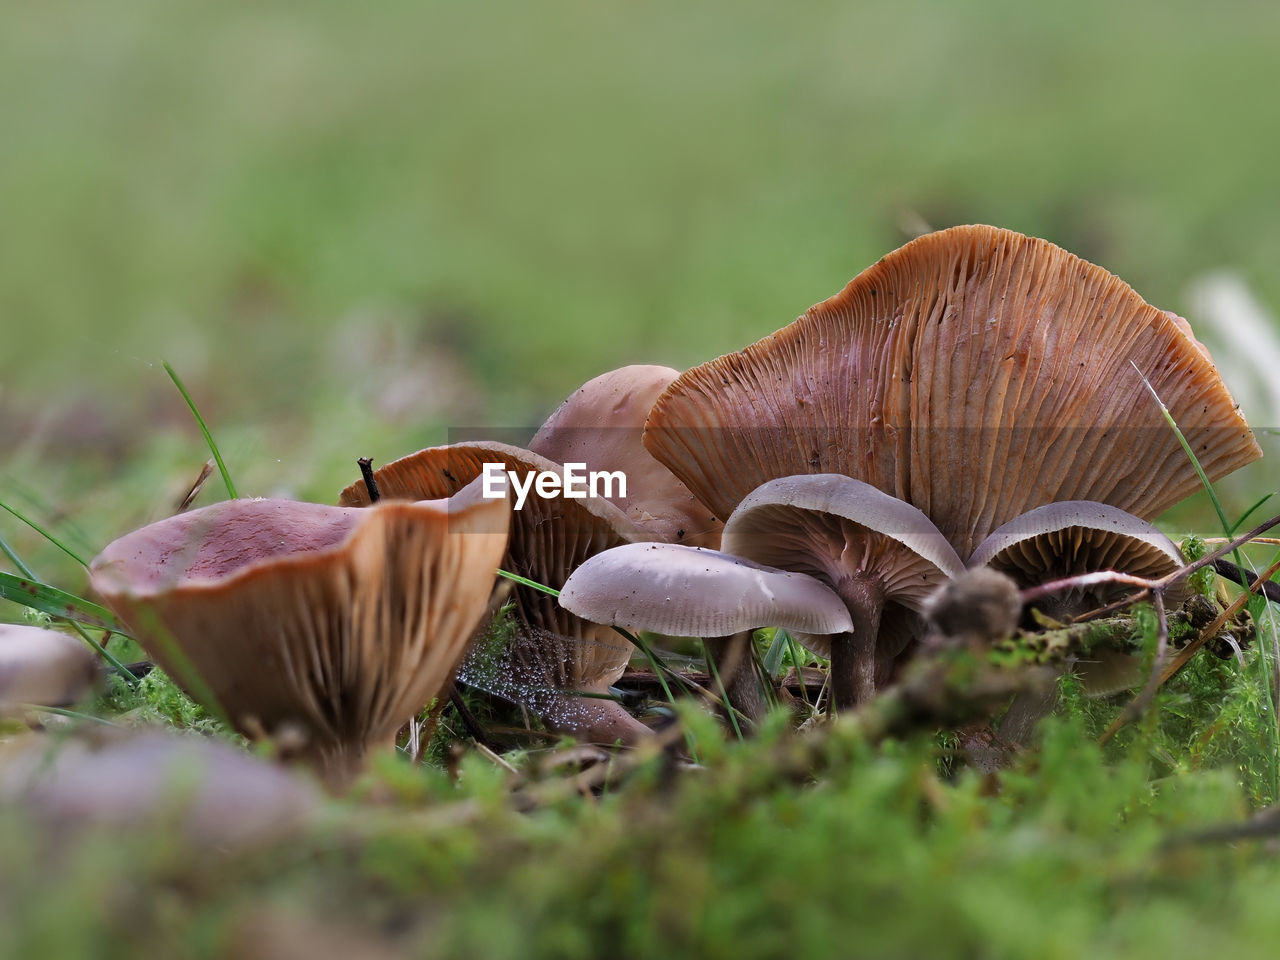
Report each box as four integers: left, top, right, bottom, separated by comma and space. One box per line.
560, 542, 853, 637
340, 442, 654, 744
530, 365, 723, 547
89, 482, 509, 790
722, 474, 964, 659
968, 500, 1188, 615
645, 225, 1260, 557
0, 624, 101, 710
0, 729, 318, 849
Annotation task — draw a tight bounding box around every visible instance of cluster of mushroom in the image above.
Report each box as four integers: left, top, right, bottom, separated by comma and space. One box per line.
556, 225, 1260, 714
74, 224, 1262, 787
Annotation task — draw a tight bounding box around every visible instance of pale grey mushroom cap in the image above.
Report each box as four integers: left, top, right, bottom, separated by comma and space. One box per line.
0, 624, 101, 710
0, 728, 319, 850
967, 500, 1187, 608
559, 542, 854, 638
723, 474, 965, 595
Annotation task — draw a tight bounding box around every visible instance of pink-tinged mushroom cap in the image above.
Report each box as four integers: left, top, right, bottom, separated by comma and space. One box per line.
530, 364, 723, 548
644, 225, 1260, 558
88, 481, 509, 791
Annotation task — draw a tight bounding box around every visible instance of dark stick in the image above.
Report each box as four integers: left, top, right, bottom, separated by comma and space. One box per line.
357, 457, 380, 503
449, 684, 491, 746
1213, 557, 1280, 605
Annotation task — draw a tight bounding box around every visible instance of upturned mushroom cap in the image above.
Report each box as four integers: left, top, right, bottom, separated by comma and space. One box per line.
340, 442, 655, 744
530, 365, 723, 547
644, 225, 1260, 557
967, 500, 1188, 616
88, 481, 509, 790
0, 624, 101, 710
721, 474, 965, 661
559, 542, 853, 637
0, 728, 318, 849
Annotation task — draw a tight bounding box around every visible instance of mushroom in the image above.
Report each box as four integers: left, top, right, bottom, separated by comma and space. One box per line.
967, 500, 1188, 699
341, 442, 656, 745
0, 728, 318, 849
530, 365, 776, 718
0, 624, 101, 711
559, 543, 853, 711
530, 364, 723, 548
88, 480, 509, 791
720, 474, 964, 710
643, 225, 1260, 558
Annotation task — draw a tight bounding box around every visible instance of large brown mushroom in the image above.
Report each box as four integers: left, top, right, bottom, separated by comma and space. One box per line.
721, 474, 964, 710
644, 225, 1260, 558
341, 442, 656, 745
88, 481, 509, 791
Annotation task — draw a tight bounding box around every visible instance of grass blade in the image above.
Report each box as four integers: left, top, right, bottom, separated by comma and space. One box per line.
497, 568, 559, 596
164, 360, 238, 500
0, 499, 88, 568
763, 628, 790, 679
1133, 361, 1280, 800
0, 572, 130, 634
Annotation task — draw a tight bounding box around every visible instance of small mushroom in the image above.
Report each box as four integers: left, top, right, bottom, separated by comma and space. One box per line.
0, 624, 101, 711
88, 481, 509, 791
559, 542, 854, 637
967, 500, 1188, 619
967, 500, 1187, 699
559, 542, 852, 722
721, 474, 964, 710
0, 728, 318, 849
644, 225, 1260, 557
341, 442, 656, 745
530, 364, 723, 547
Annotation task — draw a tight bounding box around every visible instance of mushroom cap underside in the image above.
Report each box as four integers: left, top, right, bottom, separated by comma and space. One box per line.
89, 486, 509, 772
644, 224, 1260, 558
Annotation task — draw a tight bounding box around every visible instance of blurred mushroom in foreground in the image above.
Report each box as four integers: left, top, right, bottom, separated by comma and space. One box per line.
88, 481, 509, 791
0, 728, 318, 850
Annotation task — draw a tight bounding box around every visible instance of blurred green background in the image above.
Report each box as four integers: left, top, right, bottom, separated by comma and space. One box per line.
3, 0, 1279, 586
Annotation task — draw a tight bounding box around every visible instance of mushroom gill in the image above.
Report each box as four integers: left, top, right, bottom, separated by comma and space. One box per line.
644, 224, 1261, 559
341, 442, 655, 745
88, 481, 509, 791
722, 474, 963, 710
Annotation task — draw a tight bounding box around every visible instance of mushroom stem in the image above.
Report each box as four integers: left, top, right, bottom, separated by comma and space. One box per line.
548, 694, 652, 746
831, 577, 885, 711
304, 733, 394, 794
705, 631, 767, 725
